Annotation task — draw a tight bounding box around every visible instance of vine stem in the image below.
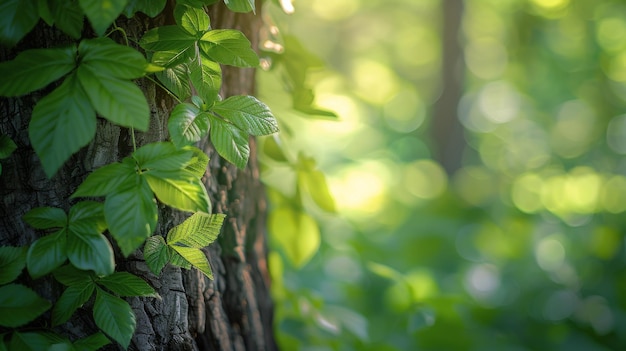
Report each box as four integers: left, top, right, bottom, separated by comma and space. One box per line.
131, 127, 137, 152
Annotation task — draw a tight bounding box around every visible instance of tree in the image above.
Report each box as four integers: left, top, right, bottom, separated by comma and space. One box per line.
0, 1, 278, 350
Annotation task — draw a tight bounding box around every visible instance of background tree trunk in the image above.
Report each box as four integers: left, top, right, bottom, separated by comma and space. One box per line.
0, 1, 277, 350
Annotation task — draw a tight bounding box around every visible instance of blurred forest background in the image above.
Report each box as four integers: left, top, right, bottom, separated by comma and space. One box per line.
257, 0, 626, 350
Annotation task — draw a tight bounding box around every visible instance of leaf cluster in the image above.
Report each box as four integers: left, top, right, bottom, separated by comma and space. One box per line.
0, 0, 276, 349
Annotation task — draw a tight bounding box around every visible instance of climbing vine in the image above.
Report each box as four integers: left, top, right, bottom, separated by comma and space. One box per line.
0, 0, 277, 349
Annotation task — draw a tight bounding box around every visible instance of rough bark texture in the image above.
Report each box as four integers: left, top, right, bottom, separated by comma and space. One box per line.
0, 1, 277, 350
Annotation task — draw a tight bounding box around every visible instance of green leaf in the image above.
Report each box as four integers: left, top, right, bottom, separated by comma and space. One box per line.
189, 60, 221, 105
49, 0, 84, 39
26, 229, 67, 278
209, 117, 250, 169
79, 38, 147, 79
29, 73, 96, 178
261, 135, 288, 162
77, 65, 150, 132
96, 272, 158, 297
0, 46, 77, 97
167, 213, 224, 248
73, 333, 111, 351
183, 146, 209, 178
104, 178, 158, 256
133, 142, 194, 171
52, 283, 95, 326
0, 284, 52, 327
78, 0, 128, 36
298, 169, 336, 213
212, 95, 278, 136
23, 206, 67, 229
144, 169, 211, 213
0, 0, 39, 46
49, 342, 76, 351
224, 0, 255, 13
53, 264, 94, 286
67, 230, 115, 277
174, 4, 210, 35
177, 0, 218, 7
156, 65, 192, 100
72, 158, 137, 198
0, 246, 27, 284
168, 102, 210, 148
123, 0, 166, 17
151, 48, 194, 68
69, 201, 107, 233
0, 135, 17, 159
269, 207, 320, 267
38, 0, 54, 25
199, 29, 259, 67
170, 246, 213, 279
143, 235, 169, 275
169, 248, 192, 269
9, 332, 66, 351
140, 25, 196, 52
93, 288, 136, 349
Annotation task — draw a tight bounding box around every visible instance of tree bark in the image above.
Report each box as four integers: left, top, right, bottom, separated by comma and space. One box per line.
0, 1, 277, 350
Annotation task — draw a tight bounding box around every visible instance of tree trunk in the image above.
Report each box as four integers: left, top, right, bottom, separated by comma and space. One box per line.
0, 1, 277, 351
431, 0, 465, 175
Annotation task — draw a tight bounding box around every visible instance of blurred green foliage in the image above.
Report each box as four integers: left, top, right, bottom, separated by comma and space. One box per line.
258, 0, 626, 350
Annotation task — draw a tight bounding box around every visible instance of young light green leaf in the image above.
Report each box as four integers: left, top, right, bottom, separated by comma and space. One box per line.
140, 25, 196, 52
79, 38, 147, 79
143, 169, 211, 213
104, 178, 158, 256
53, 264, 94, 286
96, 272, 158, 297
93, 288, 136, 349
170, 245, 213, 279
167, 213, 225, 248
73, 332, 111, 351
174, 4, 210, 35
212, 95, 278, 136
52, 283, 95, 326
169, 248, 192, 269
29, 73, 96, 177
77, 65, 150, 132
297, 169, 336, 213
123, 0, 166, 17
133, 142, 194, 171
78, 0, 127, 36
189, 60, 221, 105
26, 229, 67, 279
269, 207, 320, 268
183, 146, 209, 178
0, 284, 52, 327
0, 246, 27, 284
72, 158, 137, 198
199, 29, 259, 67
49, 0, 85, 39
168, 102, 210, 148
223, 0, 255, 13
23, 207, 67, 229
144, 235, 169, 276
156, 65, 192, 100
0, 0, 39, 46
0, 45, 76, 96
209, 117, 250, 169
66, 230, 114, 277
0, 134, 17, 158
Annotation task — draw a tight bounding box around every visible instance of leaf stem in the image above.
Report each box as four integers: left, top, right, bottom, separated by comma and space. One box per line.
144, 75, 183, 104
131, 127, 137, 152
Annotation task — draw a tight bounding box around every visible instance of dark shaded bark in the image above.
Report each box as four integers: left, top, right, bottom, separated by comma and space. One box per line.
0, 1, 277, 350
431, 0, 466, 175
